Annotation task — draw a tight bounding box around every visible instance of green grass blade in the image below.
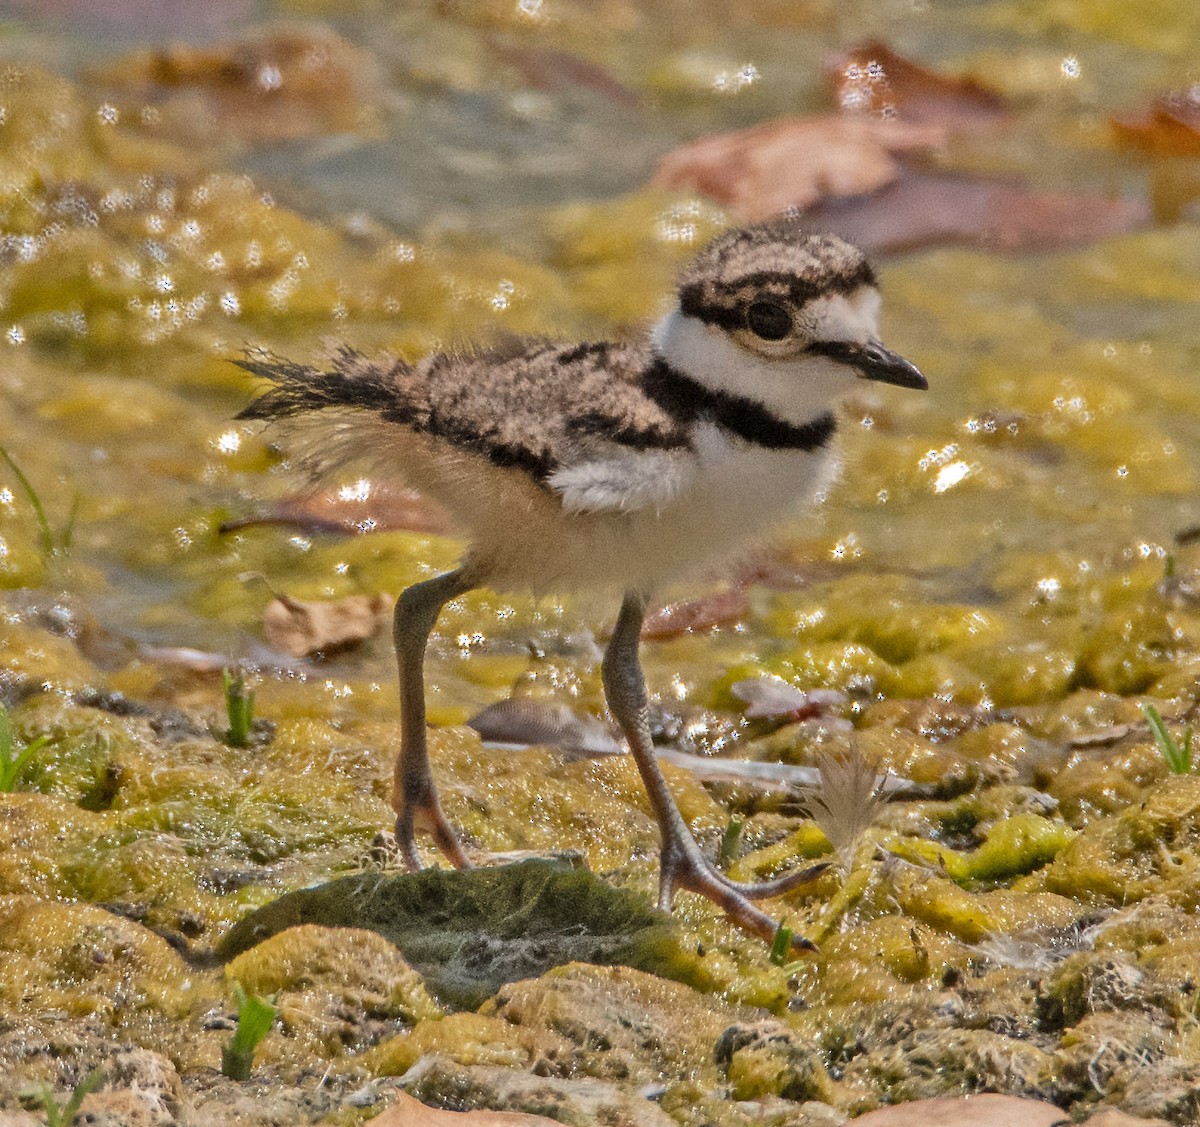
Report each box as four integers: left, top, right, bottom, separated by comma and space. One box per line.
221, 668, 256, 747
0, 742, 39, 792
769, 921, 793, 966
59, 1069, 105, 1124
1143, 703, 1189, 774
0, 704, 47, 792
0, 444, 54, 557
222, 982, 277, 1079
718, 814, 744, 866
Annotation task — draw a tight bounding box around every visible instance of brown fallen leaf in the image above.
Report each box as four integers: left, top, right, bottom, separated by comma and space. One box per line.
262, 592, 392, 658
221, 483, 454, 538
365, 1092, 563, 1127
797, 166, 1149, 253
93, 26, 382, 143
1112, 89, 1200, 157
648, 113, 944, 220
640, 588, 749, 639
824, 41, 1008, 130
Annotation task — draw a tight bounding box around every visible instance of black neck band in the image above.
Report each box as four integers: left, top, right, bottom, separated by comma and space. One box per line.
641, 359, 836, 452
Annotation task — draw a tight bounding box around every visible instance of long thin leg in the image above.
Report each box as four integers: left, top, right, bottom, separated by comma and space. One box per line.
393, 567, 477, 871
601, 590, 825, 952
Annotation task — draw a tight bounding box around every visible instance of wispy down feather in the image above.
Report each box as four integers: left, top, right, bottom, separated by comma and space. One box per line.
799, 744, 888, 871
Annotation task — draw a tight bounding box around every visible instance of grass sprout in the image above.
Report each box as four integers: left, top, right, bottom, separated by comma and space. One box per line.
0, 443, 77, 558
799, 745, 887, 871
221, 982, 277, 1080
220, 667, 256, 748
1143, 703, 1193, 775
718, 814, 745, 867
769, 920, 794, 966
23, 1068, 105, 1127
0, 701, 48, 792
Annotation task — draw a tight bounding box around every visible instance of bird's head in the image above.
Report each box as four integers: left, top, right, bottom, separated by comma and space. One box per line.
653, 221, 926, 425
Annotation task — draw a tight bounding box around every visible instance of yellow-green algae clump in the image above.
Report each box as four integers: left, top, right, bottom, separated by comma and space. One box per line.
3, 7, 1200, 1125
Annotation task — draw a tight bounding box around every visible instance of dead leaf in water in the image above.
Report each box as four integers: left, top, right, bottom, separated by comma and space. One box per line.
649, 114, 944, 220
641, 588, 749, 639
221, 483, 454, 538
94, 26, 383, 143
262, 592, 391, 658
799, 167, 1150, 252
1112, 89, 1200, 157
824, 41, 1008, 130
364, 1091, 563, 1127
652, 41, 1142, 248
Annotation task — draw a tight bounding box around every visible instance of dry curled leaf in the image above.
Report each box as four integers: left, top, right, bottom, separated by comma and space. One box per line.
824, 41, 1008, 130
649, 114, 944, 220
1112, 89, 1200, 157
365, 1091, 563, 1127
262, 592, 391, 658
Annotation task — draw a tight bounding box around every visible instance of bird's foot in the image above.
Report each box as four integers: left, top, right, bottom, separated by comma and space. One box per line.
394, 799, 475, 872
659, 839, 827, 953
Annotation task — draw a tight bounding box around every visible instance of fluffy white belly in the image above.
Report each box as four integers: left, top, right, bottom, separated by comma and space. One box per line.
469, 425, 841, 595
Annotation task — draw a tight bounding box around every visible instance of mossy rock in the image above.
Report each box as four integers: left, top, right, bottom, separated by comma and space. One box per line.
217, 860, 708, 1008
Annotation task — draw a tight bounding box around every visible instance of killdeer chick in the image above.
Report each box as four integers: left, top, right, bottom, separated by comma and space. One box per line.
237, 219, 926, 950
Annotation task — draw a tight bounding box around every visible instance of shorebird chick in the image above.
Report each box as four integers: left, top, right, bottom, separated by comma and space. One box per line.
237, 220, 927, 950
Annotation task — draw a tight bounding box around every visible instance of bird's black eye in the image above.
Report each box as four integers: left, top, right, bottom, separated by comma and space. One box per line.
746, 300, 792, 341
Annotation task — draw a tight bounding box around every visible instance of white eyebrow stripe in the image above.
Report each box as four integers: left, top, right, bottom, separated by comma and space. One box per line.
806, 287, 882, 344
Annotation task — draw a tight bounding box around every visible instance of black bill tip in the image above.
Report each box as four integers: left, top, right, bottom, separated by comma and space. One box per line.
858, 340, 927, 390
811, 339, 927, 391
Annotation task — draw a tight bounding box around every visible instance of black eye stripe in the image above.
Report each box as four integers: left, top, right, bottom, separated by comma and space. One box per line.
746, 300, 792, 341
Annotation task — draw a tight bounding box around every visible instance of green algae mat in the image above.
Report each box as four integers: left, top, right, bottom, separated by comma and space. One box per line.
2, 1, 1200, 1125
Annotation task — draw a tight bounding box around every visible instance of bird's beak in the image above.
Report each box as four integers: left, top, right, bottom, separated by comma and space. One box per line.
856, 340, 927, 390
811, 339, 927, 390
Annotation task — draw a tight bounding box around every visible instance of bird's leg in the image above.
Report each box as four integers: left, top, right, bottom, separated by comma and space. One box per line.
393, 567, 477, 871
601, 591, 825, 952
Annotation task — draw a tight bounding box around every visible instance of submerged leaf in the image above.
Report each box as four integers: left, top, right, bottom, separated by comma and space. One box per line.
641, 588, 749, 639
649, 114, 943, 220
799, 168, 1149, 253
824, 41, 1009, 130
92, 27, 383, 144
1112, 89, 1200, 157
221, 484, 454, 538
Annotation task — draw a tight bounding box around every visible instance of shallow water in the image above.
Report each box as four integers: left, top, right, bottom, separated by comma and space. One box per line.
2, 1, 1200, 1122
